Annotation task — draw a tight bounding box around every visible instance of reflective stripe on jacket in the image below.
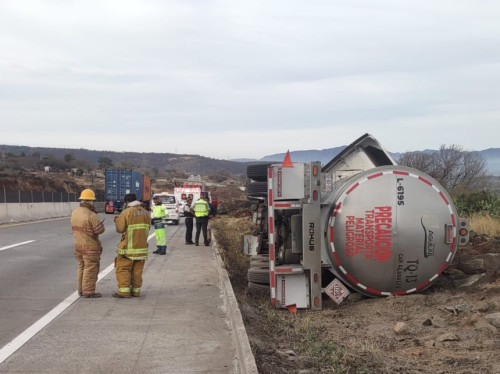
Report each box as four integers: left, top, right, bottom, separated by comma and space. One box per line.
71, 202, 105, 255
115, 203, 151, 260
193, 198, 209, 218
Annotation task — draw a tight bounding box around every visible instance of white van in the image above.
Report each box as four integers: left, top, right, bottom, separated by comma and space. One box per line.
151, 193, 180, 225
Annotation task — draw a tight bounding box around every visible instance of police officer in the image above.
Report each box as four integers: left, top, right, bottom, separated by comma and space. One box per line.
151, 196, 168, 255
193, 192, 210, 246
183, 196, 195, 244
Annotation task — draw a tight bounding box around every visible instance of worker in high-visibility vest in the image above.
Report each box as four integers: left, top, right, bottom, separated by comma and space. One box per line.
193, 192, 210, 246
113, 193, 150, 298
151, 196, 168, 255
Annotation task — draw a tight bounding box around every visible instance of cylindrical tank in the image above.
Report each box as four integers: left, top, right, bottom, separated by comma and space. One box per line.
321, 165, 458, 297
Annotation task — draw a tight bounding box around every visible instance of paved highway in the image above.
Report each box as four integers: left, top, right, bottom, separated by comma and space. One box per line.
0, 215, 160, 349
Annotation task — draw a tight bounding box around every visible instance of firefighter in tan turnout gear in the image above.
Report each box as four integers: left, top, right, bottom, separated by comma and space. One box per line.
71, 189, 105, 298
113, 193, 151, 298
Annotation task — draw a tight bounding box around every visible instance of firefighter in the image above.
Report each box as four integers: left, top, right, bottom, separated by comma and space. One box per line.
113, 193, 151, 298
151, 196, 168, 255
193, 192, 210, 246
70, 188, 105, 298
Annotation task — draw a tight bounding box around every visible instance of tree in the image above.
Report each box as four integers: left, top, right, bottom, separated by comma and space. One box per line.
64, 153, 75, 163
399, 145, 489, 194
98, 157, 113, 170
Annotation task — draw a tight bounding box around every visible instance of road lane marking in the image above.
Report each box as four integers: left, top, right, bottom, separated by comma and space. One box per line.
0, 262, 115, 364
0, 240, 35, 252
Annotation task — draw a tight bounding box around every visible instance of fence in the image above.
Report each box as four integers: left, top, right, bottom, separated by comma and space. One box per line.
0, 189, 79, 204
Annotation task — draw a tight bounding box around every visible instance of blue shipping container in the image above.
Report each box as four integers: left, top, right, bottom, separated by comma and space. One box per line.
105, 170, 144, 211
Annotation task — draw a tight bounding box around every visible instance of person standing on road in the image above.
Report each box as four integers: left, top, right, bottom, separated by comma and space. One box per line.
151, 196, 168, 255
193, 192, 210, 246
70, 188, 105, 298
206, 196, 218, 244
183, 196, 195, 244
113, 193, 151, 298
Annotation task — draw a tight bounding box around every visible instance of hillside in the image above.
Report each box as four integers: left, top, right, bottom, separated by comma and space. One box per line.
0, 145, 249, 176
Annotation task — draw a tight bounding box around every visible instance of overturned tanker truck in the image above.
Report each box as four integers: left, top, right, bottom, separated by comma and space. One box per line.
243, 134, 470, 310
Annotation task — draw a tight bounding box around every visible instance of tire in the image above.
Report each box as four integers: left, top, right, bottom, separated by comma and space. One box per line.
248, 266, 270, 284
250, 256, 269, 267
248, 281, 270, 291
246, 181, 267, 198
247, 163, 273, 182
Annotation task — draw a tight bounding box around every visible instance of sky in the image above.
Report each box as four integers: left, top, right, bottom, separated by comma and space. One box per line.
1, 1, 500, 160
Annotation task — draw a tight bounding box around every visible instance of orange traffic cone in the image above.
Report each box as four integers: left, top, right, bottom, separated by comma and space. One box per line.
287, 304, 297, 313
282, 150, 293, 168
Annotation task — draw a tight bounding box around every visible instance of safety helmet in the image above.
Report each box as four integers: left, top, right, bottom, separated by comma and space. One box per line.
79, 189, 96, 201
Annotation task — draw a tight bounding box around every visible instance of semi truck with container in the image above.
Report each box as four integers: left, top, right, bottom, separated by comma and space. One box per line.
104, 169, 151, 214
243, 134, 470, 310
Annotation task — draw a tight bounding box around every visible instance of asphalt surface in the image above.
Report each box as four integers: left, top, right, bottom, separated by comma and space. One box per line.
0, 219, 257, 374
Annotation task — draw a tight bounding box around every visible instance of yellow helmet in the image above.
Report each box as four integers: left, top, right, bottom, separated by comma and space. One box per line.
79, 189, 96, 200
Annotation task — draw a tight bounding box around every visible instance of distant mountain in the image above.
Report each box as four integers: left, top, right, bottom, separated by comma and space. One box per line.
2, 144, 499, 176
258, 147, 500, 176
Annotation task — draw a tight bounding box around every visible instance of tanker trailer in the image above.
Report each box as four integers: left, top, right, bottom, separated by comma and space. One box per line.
244, 135, 469, 310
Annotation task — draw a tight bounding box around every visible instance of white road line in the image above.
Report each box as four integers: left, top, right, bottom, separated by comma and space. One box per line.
0, 262, 115, 364
0, 240, 35, 252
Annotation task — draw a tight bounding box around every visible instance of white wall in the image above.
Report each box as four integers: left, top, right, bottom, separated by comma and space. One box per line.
0, 202, 105, 225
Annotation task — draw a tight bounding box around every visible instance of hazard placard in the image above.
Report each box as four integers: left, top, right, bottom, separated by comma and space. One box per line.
324, 278, 350, 305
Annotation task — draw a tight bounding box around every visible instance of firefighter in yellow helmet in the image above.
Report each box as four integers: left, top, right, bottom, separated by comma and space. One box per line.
151, 196, 168, 255
70, 188, 105, 298
113, 193, 151, 298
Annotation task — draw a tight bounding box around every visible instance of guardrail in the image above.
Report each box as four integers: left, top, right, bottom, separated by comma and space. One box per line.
0, 189, 78, 203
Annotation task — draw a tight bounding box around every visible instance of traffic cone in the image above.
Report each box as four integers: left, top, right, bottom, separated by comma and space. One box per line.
282, 150, 293, 168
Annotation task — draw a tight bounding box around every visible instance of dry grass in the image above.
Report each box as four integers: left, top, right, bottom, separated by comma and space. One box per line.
213, 215, 384, 373
469, 213, 500, 237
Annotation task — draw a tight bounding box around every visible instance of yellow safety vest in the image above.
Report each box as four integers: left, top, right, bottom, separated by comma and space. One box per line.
193, 199, 209, 218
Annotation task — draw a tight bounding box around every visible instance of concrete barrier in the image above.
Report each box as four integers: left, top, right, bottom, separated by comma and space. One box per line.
0, 202, 105, 225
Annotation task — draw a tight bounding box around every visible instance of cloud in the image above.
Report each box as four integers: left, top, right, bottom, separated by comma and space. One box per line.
1, 0, 499, 159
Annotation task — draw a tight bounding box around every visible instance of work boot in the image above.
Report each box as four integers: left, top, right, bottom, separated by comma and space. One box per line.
153, 247, 160, 254
82, 292, 101, 298
159, 246, 167, 255
113, 292, 130, 298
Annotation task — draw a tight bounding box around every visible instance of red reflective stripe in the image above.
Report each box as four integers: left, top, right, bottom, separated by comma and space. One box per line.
368, 172, 383, 179
439, 191, 449, 205
418, 176, 432, 186
346, 183, 359, 195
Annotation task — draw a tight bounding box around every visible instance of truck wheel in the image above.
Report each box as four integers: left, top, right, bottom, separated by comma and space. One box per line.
248, 281, 269, 292
247, 163, 273, 182
246, 182, 267, 198
248, 266, 270, 284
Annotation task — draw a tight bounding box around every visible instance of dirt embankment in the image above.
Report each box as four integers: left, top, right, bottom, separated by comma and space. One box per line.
214, 192, 500, 374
